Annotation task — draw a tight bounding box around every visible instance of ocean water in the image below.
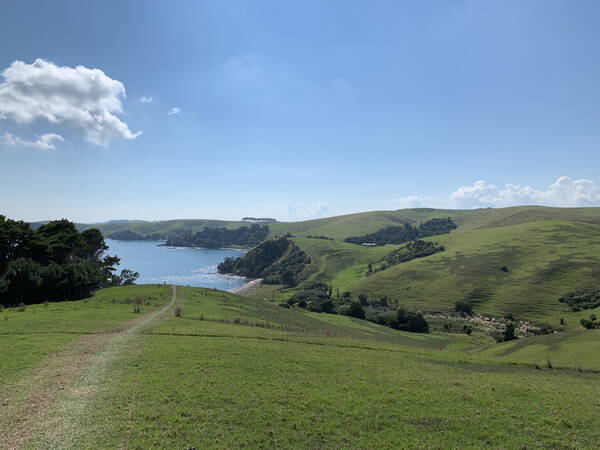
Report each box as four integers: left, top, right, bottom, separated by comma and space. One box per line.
105, 239, 248, 290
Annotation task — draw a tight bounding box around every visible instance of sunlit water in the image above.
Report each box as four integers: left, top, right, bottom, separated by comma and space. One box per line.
105, 239, 248, 290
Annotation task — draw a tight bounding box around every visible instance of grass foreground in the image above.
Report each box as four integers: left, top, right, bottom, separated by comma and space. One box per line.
1, 284, 600, 449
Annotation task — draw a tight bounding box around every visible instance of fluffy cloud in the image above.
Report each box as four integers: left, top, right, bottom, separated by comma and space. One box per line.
167, 107, 180, 115
394, 176, 600, 209
2, 131, 64, 150
0, 58, 141, 146
139, 95, 153, 103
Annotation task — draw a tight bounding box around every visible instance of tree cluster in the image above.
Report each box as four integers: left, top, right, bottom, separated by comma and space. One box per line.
345, 217, 457, 246
367, 240, 445, 275
283, 283, 429, 333
558, 288, 600, 311
218, 237, 309, 287
165, 224, 269, 249
0, 216, 136, 306
580, 314, 600, 329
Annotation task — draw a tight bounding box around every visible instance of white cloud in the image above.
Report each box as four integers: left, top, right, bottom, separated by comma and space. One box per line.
167, 107, 180, 115
251, 201, 333, 221
393, 176, 600, 209
2, 131, 64, 150
0, 58, 141, 146
139, 95, 153, 103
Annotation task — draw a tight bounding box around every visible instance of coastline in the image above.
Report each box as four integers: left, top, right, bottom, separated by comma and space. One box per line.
229, 278, 263, 295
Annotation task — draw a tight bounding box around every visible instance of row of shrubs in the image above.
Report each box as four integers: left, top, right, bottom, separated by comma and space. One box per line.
345, 217, 457, 246
367, 240, 445, 276
279, 281, 429, 333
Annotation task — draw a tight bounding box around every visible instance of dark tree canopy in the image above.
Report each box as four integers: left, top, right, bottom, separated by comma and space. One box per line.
345, 217, 457, 246
166, 224, 269, 249
0, 215, 130, 306
218, 237, 310, 286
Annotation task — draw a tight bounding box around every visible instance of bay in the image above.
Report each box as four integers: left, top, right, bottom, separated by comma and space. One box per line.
105, 239, 248, 290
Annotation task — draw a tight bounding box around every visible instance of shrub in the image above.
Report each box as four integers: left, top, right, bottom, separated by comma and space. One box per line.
559, 288, 600, 311
389, 309, 429, 333
174, 307, 182, 317
455, 301, 473, 315
358, 294, 368, 306
502, 322, 517, 341
580, 318, 600, 329
500, 266, 509, 272
462, 325, 472, 335
278, 302, 290, 308
346, 302, 365, 319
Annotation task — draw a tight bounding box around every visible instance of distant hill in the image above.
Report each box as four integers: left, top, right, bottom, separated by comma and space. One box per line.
82, 219, 248, 241
73, 206, 600, 325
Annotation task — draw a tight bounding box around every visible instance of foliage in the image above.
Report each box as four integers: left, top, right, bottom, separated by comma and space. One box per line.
345, 217, 457, 246
286, 284, 428, 333
218, 238, 310, 286
165, 224, 269, 248
107, 230, 146, 241
558, 288, 600, 311
580, 314, 600, 329
455, 301, 473, 315
501, 322, 517, 342
0, 215, 132, 306
368, 240, 445, 275
388, 309, 429, 333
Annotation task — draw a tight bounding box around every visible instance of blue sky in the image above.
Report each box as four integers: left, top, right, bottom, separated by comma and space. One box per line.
1, 0, 600, 222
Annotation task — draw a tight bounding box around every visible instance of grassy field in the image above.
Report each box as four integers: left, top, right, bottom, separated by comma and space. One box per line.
2, 284, 600, 448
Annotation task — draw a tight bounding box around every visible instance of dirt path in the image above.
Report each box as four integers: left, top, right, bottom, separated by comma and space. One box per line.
0, 285, 178, 450
229, 278, 263, 295
277, 240, 294, 263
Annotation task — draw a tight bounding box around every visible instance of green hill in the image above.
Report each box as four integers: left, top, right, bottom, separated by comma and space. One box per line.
82, 219, 248, 240
82, 206, 600, 327
238, 206, 600, 330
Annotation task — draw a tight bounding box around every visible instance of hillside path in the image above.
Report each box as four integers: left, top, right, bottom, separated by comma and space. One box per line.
0, 285, 178, 450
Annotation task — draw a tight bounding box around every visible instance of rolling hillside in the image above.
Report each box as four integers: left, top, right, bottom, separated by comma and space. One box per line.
79, 206, 600, 326
2, 285, 599, 448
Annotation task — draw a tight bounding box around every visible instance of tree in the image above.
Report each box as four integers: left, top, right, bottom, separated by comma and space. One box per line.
455, 301, 473, 315
0, 217, 135, 306
80, 228, 108, 260
116, 269, 140, 286
502, 322, 517, 342
347, 301, 365, 319
0, 258, 43, 305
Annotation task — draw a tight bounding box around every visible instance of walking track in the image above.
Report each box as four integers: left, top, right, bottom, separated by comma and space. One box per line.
0, 285, 178, 450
